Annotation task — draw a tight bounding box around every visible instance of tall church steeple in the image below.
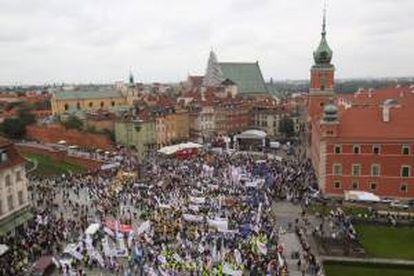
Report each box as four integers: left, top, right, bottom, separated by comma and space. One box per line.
202, 50, 224, 87
310, 0, 335, 93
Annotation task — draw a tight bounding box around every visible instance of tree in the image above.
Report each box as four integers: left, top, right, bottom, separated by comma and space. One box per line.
17, 108, 36, 125
0, 118, 26, 139
62, 115, 83, 130
278, 116, 295, 138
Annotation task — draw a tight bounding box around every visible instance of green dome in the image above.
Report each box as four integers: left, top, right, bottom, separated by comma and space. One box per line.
324, 104, 337, 114
314, 34, 333, 65
323, 104, 338, 122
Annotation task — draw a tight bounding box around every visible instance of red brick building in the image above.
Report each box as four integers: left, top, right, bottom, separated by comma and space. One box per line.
307, 13, 414, 198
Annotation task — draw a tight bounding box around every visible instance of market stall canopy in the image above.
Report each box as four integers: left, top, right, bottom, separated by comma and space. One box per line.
344, 190, 380, 202
158, 142, 202, 155
235, 129, 267, 140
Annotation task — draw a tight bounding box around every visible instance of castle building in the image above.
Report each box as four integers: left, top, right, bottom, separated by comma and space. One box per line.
307, 8, 414, 198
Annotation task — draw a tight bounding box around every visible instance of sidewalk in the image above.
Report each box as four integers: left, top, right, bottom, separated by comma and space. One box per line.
321, 255, 414, 266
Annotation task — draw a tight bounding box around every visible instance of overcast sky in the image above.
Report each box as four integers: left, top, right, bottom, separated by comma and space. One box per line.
0, 0, 413, 85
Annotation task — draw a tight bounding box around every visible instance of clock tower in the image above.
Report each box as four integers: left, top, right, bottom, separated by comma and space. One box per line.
308, 1, 335, 119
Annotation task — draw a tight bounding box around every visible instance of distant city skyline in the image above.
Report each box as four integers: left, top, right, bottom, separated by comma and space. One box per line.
0, 0, 413, 85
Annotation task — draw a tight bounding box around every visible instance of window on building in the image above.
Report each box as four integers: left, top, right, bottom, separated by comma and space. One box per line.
112, 101, 115, 107
401, 184, 408, 193
18, 190, 24, 205
402, 145, 410, 155
320, 102, 324, 107
333, 180, 341, 189
76, 102, 81, 110
370, 182, 377, 191
5, 175, 11, 186
353, 145, 361, 154
333, 164, 343, 176
0, 151, 8, 163
334, 145, 342, 154
401, 166, 411, 178
88, 102, 93, 108
64, 104, 69, 111
352, 164, 361, 176
100, 102, 104, 108
371, 164, 381, 177
7, 195, 14, 211
373, 145, 381, 154
16, 171, 22, 182
352, 181, 359, 190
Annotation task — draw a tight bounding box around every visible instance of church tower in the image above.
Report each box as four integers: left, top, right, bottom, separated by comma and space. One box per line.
308, 1, 335, 119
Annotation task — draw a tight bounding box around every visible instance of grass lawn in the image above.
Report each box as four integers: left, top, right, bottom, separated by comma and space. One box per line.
23, 152, 86, 176
356, 225, 414, 260
325, 262, 414, 276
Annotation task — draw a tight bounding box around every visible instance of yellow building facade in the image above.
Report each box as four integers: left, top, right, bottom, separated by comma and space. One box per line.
51, 90, 128, 115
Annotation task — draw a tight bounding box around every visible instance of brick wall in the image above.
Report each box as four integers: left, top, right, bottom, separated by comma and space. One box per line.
26, 124, 113, 150
16, 145, 102, 170
324, 142, 414, 198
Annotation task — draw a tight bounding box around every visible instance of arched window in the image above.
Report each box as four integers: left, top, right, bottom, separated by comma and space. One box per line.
64, 104, 69, 111
111, 101, 115, 107
89, 102, 93, 108
100, 102, 104, 108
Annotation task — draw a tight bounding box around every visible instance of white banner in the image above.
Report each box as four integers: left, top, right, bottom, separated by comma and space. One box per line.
189, 196, 205, 204
208, 218, 228, 230
183, 214, 204, 222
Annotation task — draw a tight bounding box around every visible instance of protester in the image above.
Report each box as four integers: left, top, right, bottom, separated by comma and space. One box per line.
0, 147, 318, 275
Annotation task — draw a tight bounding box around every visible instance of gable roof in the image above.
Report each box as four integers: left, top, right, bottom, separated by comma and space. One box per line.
219, 62, 268, 94
54, 89, 123, 100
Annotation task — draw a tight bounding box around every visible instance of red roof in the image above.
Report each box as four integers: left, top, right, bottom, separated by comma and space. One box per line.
0, 137, 26, 170
329, 86, 414, 140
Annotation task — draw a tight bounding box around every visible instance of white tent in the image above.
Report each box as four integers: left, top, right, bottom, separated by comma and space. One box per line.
235, 129, 267, 140
158, 142, 202, 155
344, 190, 380, 202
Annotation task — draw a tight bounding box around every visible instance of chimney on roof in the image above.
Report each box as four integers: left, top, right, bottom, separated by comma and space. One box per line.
382, 106, 390, 122
382, 99, 398, 123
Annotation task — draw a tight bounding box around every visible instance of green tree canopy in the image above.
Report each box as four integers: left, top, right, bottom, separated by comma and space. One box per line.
0, 118, 26, 139
62, 115, 83, 130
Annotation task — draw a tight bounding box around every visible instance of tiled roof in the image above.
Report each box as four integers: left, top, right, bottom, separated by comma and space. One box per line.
54, 89, 123, 100
219, 62, 268, 94
327, 86, 414, 140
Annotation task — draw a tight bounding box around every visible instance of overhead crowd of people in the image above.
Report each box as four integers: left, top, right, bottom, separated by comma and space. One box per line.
0, 147, 320, 275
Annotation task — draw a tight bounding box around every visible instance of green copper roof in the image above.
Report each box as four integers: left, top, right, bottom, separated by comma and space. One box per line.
313, 34, 333, 65
54, 89, 123, 100
219, 62, 268, 94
